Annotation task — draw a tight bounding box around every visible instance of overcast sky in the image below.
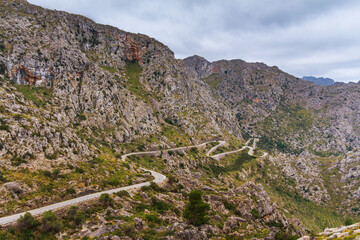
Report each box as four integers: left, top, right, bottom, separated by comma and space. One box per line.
28, 0, 360, 82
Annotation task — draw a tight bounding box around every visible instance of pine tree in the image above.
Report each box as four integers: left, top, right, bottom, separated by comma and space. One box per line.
183, 190, 210, 226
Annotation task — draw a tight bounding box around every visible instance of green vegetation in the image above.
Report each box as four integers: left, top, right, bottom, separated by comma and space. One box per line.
99, 193, 114, 207
250, 208, 260, 219
15, 84, 52, 108
257, 103, 315, 154
161, 124, 191, 146
0, 123, 10, 132
40, 211, 63, 233
150, 196, 170, 213
116, 190, 130, 198
312, 149, 342, 157
209, 150, 256, 176
11, 211, 62, 239
0, 63, 6, 75
0, 171, 6, 183
67, 206, 85, 226
16, 212, 38, 233
274, 231, 299, 240
257, 135, 303, 154
0, 42, 5, 52
125, 63, 150, 103
128, 155, 165, 171
257, 160, 360, 233
183, 190, 210, 226
345, 217, 354, 226
99, 65, 117, 73
202, 73, 222, 89
0, 152, 145, 216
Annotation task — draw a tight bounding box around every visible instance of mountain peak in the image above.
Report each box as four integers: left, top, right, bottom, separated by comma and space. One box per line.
302, 76, 335, 86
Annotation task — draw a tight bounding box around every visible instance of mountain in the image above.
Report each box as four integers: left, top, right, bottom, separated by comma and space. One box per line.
184, 55, 360, 154
302, 76, 335, 86
0, 0, 360, 239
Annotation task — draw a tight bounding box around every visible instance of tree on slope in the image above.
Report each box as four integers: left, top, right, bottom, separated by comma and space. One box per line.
183, 190, 210, 226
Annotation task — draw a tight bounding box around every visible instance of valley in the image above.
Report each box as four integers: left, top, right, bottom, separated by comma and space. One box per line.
0, 0, 360, 239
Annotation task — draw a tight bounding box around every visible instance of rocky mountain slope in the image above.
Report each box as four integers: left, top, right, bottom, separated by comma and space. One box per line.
0, 0, 360, 239
0, 0, 242, 212
184, 55, 360, 154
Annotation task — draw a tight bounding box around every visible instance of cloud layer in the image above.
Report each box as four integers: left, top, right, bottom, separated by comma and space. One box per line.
28, 0, 360, 82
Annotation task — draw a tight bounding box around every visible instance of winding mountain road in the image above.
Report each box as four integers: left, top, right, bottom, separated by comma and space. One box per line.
211, 138, 267, 160
0, 138, 267, 225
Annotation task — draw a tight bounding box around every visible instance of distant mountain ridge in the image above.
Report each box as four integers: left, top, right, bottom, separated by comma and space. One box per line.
302, 76, 335, 85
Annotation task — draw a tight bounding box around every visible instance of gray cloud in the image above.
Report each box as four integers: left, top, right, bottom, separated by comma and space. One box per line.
28, 0, 360, 82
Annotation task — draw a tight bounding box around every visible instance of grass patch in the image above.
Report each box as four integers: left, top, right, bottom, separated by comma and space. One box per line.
161, 125, 191, 147
15, 85, 52, 108
128, 155, 165, 171
202, 73, 222, 89
209, 150, 256, 176
125, 63, 150, 104
99, 65, 117, 74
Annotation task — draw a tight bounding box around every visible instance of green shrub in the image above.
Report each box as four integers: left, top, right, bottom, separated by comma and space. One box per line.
150, 182, 163, 192
251, 208, 260, 219
0, 124, 9, 131
121, 223, 135, 237
134, 202, 148, 212
150, 197, 169, 213
75, 167, 84, 173
66, 188, 76, 195
10, 155, 27, 166
145, 213, 161, 224
77, 114, 87, 121
45, 153, 57, 160
345, 217, 354, 226
183, 190, 210, 226
116, 190, 130, 198
167, 175, 177, 184
164, 119, 174, 125
106, 176, 121, 186
274, 231, 298, 240
141, 185, 151, 191
190, 147, 198, 154
42, 170, 52, 177
52, 169, 60, 179
40, 211, 63, 233
67, 206, 85, 226
223, 200, 237, 211
99, 193, 114, 207
0, 42, 5, 52
40, 183, 54, 193
0, 172, 7, 183
16, 212, 38, 233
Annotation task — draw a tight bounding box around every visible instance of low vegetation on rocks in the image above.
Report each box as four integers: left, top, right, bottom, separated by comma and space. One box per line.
0, 0, 360, 239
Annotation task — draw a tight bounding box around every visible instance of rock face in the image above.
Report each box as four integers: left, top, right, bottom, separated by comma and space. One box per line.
0, 0, 241, 168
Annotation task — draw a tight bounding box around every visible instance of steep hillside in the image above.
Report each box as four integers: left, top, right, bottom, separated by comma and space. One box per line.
0, 0, 244, 229
0, 0, 360, 239
184, 55, 360, 155
184, 55, 360, 232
